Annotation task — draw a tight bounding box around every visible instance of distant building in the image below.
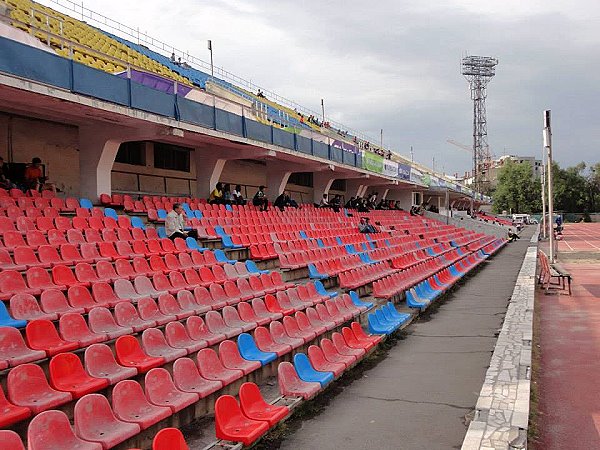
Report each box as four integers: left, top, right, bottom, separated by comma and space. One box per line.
487, 155, 542, 187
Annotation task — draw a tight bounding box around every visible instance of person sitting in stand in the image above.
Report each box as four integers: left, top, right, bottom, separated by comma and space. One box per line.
231, 184, 246, 205
209, 182, 225, 205
24, 157, 55, 193
357, 198, 370, 213
330, 194, 341, 212
253, 185, 268, 211
0, 157, 16, 190
507, 228, 519, 243
274, 191, 298, 211
358, 217, 378, 233
222, 184, 232, 204
345, 197, 356, 209
165, 203, 198, 241
318, 193, 329, 208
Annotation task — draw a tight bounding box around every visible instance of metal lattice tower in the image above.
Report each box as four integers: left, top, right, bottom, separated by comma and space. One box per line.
462, 55, 498, 193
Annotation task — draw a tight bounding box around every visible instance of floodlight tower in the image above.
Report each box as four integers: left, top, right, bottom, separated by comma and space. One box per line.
462, 55, 498, 193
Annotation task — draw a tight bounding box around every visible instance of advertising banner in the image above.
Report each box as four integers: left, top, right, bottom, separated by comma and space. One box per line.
362, 151, 384, 173
397, 163, 411, 181
383, 159, 398, 177
331, 139, 358, 154
410, 168, 424, 185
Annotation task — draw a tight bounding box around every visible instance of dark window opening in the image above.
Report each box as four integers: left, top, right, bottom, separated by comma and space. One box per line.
154, 143, 191, 172
331, 179, 346, 191
288, 172, 313, 188
115, 141, 145, 166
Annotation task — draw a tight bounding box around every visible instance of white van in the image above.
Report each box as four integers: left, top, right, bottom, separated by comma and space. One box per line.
512, 214, 530, 225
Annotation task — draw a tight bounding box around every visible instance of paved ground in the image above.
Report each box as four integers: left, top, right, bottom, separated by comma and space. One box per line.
278, 228, 534, 450
532, 223, 600, 450
557, 222, 600, 252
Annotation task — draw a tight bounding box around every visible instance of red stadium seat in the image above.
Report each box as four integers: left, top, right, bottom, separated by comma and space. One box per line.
238, 301, 270, 327
137, 297, 176, 326
196, 348, 243, 386
142, 328, 187, 362
88, 307, 134, 339
186, 315, 224, 346
270, 320, 303, 349
205, 310, 242, 338
59, 313, 107, 346
52, 264, 87, 288
277, 361, 322, 399
26, 266, 65, 291
0, 249, 25, 271
61, 243, 93, 264
28, 410, 102, 450
40, 289, 85, 316
68, 285, 103, 311
0, 326, 46, 367
0, 271, 40, 300
253, 326, 291, 357
332, 331, 365, 358
114, 302, 156, 332
172, 357, 223, 399
152, 427, 189, 450
11, 293, 57, 321
239, 382, 289, 426
13, 246, 47, 269
49, 352, 109, 398
7, 363, 72, 414
112, 380, 172, 429
157, 293, 193, 320
85, 343, 138, 385
115, 335, 165, 373
0, 430, 25, 450
39, 244, 70, 266
0, 384, 31, 428
214, 395, 269, 446
144, 368, 198, 413
308, 344, 345, 377
252, 298, 283, 321
321, 337, 356, 366
219, 339, 261, 375
74, 394, 140, 449
26, 319, 79, 356
165, 321, 207, 353
92, 282, 124, 307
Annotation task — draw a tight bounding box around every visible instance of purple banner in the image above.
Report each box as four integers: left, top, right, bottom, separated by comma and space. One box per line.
331, 139, 358, 154
116, 69, 192, 96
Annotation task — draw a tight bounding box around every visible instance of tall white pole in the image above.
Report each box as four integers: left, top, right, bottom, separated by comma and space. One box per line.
544, 110, 555, 262
321, 99, 325, 125
541, 152, 547, 239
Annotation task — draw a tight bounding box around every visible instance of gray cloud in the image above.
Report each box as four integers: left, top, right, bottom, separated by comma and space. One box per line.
39, 0, 600, 173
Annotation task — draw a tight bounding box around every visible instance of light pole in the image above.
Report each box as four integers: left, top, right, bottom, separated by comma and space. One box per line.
544, 110, 555, 262
207, 40, 214, 81
321, 98, 325, 125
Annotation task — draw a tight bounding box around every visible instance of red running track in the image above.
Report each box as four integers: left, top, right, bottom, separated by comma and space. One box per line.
557, 223, 600, 252
534, 261, 600, 449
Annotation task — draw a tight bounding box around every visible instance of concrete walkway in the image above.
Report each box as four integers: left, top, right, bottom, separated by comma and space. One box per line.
279, 228, 534, 450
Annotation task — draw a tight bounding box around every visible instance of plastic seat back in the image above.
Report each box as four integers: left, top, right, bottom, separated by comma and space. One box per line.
7, 363, 72, 414
84, 343, 138, 385
74, 393, 141, 448
0, 430, 25, 450
152, 427, 189, 450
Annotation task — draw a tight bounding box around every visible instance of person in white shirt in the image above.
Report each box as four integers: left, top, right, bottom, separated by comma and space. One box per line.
165, 203, 198, 240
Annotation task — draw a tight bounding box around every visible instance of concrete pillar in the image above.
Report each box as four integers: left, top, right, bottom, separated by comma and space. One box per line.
313, 171, 335, 204
78, 126, 124, 200
194, 147, 227, 199
382, 188, 390, 200
266, 161, 293, 200
358, 185, 369, 198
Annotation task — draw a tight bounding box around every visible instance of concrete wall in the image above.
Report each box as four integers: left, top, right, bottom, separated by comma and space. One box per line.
0, 113, 80, 196
424, 210, 508, 238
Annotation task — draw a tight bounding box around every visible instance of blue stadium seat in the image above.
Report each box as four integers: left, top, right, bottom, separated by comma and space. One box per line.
157, 209, 167, 220
193, 210, 203, 219
237, 333, 277, 365
368, 312, 394, 335
349, 291, 373, 309
308, 264, 327, 280
130, 217, 145, 230
214, 249, 236, 264
182, 203, 193, 217
79, 198, 93, 209
0, 301, 27, 328
225, 204, 233, 212
245, 260, 269, 275
314, 281, 337, 298
186, 237, 207, 252
104, 208, 118, 221
293, 353, 333, 387
299, 231, 308, 239
406, 289, 429, 309
157, 227, 167, 239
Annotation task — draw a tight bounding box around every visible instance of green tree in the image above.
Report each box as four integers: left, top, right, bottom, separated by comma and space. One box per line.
492, 160, 541, 214
552, 162, 589, 213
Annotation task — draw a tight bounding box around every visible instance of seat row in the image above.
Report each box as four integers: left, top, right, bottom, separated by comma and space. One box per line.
337, 262, 398, 289
217, 323, 382, 446
2, 417, 188, 450
1, 304, 369, 428
0, 289, 359, 369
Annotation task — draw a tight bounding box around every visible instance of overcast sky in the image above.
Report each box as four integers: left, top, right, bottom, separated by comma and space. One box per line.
40, 0, 600, 175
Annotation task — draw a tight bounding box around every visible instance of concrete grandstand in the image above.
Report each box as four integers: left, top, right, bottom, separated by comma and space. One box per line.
0, 1, 550, 450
